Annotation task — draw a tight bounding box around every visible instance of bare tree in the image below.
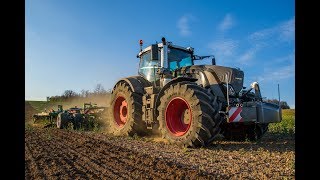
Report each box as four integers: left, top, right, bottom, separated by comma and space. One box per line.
81, 89, 90, 97
265, 99, 290, 109
62, 90, 78, 98
94, 84, 106, 95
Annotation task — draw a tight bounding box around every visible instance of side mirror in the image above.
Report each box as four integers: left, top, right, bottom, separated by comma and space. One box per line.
212, 57, 216, 65
151, 44, 158, 60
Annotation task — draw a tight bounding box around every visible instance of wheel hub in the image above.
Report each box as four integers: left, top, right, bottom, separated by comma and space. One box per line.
119, 101, 128, 123
113, 96, 128, 127
165, 97, 192, 137
182, 110, 190, 124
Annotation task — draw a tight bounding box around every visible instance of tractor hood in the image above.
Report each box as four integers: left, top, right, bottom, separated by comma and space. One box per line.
201, 65, 244, 94
174, 65, 244, 97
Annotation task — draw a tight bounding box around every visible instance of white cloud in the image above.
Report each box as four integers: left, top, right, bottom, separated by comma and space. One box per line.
218, 14, 234, 32
209, 39, 238, 60
237, 46, 261, 65
249, 17, 295, 43
273, 53, 295, 64
257, 63, 294, 82
177, 15, 195, 36
279, 18, 295, 42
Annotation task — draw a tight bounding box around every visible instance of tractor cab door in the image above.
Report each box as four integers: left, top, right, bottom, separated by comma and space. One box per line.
138, 51, 159, 82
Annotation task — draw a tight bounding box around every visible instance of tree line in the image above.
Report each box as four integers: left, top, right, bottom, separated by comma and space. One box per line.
264, 99, 290, 109
48, 84, 111, 102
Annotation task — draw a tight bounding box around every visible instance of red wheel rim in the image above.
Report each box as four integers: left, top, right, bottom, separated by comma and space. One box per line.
165, 97, 192, 136
113, 96, 128, 127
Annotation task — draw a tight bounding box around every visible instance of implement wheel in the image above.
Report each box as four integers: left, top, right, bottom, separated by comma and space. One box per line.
56, 113, 68, 129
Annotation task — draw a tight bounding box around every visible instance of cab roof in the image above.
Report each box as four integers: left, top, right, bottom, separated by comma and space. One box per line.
137, 42, 194, 57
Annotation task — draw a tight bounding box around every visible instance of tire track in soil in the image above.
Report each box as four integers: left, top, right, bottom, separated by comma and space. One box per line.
61, 130, 219, 179
26, 128, 218, 179
27, 130, 107, 179
54, 129, 217, 179
26, 130, 87, 179
49, 135, 127, 179
52, 129, 196, 179
56, 130, 170, 179
25, 142, 46, 179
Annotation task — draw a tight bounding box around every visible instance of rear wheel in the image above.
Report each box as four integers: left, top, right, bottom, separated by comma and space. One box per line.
157, 82, 222, 147
108, 82, 145, 136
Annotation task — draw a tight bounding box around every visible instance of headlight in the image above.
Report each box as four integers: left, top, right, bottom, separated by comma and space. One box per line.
223, 84, 236, 96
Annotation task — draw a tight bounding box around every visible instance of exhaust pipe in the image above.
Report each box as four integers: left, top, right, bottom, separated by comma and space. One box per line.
250, 82, 262, 101
160, 37, 168, 69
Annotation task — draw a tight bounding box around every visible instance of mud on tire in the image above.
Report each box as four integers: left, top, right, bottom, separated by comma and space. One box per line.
107, 82, 146, 136
157, 82, 222, 147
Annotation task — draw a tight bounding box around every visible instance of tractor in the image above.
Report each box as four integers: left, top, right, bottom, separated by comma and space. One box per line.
107, 37, 282, 147
56, 103, 106, 129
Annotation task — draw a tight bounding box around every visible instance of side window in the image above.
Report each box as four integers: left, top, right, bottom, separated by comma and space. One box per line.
179, 57, 192, 67
169, 61, 178, 71
139, 51, 159, 82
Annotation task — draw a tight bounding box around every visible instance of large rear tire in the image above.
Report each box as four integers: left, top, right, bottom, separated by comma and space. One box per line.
108, 82, 145, 136
157, 82, 222, 147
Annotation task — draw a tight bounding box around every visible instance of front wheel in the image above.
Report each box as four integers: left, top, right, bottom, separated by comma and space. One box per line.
107, 82, 145, 136
157, 82, 222, 147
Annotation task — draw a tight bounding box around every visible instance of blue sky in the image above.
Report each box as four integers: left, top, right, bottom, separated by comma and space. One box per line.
26, 0, 295, 108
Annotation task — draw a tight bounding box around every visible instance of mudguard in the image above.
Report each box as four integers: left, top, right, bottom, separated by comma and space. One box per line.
112, 76, 152, 95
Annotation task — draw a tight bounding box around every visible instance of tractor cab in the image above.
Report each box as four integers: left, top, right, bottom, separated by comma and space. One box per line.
137, 39, 194, 83
137, 38, 216, 87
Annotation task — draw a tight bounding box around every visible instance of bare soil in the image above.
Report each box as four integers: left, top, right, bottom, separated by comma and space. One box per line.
25, 127, 294, 179
25, 100, 294, 179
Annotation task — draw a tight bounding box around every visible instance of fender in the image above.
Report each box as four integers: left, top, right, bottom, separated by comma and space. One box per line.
112, 76, 152, 95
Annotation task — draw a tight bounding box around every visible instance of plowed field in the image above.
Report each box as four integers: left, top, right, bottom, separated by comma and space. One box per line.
25, 127, 294, 179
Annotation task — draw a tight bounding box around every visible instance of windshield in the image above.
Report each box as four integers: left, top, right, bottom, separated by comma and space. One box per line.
138, 51, 159, 82
168, 48, 193, 71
